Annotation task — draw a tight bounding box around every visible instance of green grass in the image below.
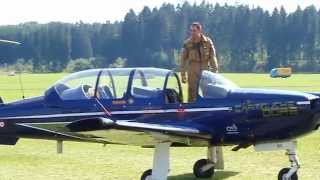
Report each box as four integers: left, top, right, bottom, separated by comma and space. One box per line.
0, 73, 320, 180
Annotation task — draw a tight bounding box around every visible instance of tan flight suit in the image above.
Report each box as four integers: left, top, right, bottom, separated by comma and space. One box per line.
180, 34, 219, 102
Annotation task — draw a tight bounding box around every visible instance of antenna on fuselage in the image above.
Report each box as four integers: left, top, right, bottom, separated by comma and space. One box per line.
0, 39, 24, 99
18, 71, 25, 99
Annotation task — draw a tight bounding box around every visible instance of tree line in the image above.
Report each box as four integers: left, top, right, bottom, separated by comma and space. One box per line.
0, 2, 319, 72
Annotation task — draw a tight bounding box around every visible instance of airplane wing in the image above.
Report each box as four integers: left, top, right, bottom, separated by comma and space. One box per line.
66, 117, 212, 146
68, 117, 210, 137
17, 117, 211, 146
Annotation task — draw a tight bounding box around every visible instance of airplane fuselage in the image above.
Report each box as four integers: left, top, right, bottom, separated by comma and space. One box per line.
0, 87, 319, 147
1, 68, 320, 179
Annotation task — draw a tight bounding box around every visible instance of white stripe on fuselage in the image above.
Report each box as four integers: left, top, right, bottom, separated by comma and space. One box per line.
296, 101, 310, 105
0, 107, 232, 120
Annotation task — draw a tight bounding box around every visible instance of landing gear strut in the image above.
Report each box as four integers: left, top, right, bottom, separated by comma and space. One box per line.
277, 148, 300, 180
141, 142, 171, 180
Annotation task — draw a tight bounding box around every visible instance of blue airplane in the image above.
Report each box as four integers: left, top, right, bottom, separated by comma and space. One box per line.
0, 67, 320, 180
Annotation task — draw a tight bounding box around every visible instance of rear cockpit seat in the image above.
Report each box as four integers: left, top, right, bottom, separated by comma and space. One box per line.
133, 86, 162, 98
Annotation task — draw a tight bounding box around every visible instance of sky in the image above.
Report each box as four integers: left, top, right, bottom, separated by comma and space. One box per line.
1, 0, 319, 25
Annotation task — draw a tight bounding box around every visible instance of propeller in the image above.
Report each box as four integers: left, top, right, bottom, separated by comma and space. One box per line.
0, 39, 21, 45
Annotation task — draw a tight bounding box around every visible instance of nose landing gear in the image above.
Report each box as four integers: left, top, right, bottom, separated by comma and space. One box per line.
255, 141, 300, 180
277, 148, 300, 180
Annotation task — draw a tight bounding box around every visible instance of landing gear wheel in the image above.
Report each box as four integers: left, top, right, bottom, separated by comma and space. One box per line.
141, 169, 152, 180
278, 168, 298, 180
193, 159, 215, 178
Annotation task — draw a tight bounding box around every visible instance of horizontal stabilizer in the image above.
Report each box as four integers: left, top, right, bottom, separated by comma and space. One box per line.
16, 122, 109, 144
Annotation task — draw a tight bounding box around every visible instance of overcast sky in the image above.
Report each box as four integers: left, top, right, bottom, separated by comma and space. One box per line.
1, 0, 319, 25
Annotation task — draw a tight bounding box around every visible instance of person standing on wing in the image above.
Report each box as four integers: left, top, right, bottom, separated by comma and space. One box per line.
180, 22, 219, 102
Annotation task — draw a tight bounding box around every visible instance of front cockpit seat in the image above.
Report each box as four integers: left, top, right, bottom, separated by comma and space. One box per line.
97, 86, 113, 99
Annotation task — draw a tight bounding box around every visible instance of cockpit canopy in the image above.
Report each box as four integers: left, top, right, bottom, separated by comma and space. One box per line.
52, 68, 182, 102
48, 68, 238, 103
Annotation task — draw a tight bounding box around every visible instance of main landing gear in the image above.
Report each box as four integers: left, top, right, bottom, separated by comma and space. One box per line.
141, 142, 171, 180
193, 146, 224, 178
255, 141, 300, 180
193, 159, 215, 178
140, 145, 224, 180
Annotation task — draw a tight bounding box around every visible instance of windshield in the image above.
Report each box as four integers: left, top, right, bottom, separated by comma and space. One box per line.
200, 71, 238, 89
199, 71, 238, 99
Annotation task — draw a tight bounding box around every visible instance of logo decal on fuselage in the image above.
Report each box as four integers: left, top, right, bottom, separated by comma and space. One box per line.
233, 101, 299, 117
226, 124, 239, 134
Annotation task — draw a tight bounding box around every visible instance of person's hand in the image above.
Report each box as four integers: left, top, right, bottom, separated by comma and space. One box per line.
181, 74, 187, 84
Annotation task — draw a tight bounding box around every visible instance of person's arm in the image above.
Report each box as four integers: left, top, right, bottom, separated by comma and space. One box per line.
208, 39, 219, 73
180, 44, 189, 83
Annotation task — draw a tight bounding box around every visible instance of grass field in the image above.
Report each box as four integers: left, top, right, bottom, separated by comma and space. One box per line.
0, 73, 320, 180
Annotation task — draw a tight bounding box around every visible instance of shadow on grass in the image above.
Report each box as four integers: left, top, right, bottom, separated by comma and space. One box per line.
169, 171, 240, 180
